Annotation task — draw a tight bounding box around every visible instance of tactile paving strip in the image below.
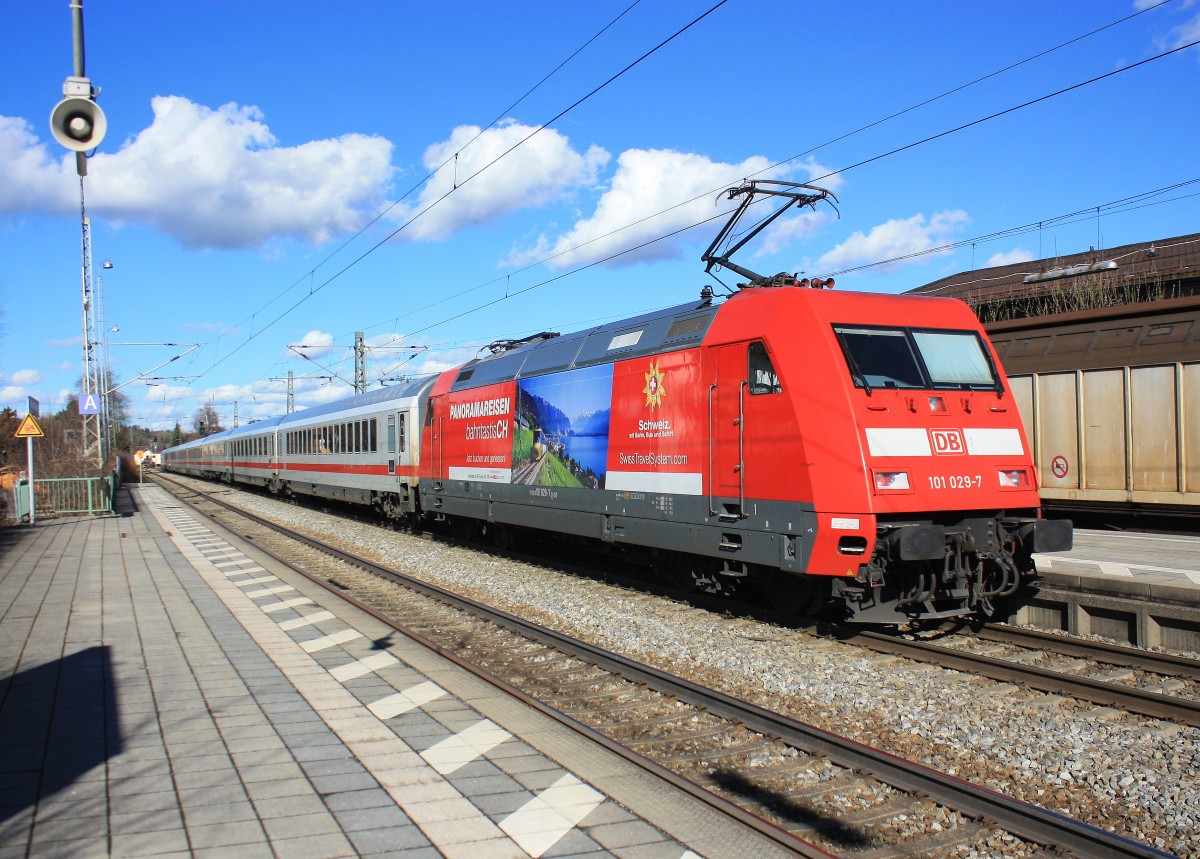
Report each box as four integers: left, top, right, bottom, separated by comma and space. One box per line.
148, 487, 704, 858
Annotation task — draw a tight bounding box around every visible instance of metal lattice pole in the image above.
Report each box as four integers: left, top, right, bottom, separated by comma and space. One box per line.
79, 209, 104, 468
354, 331, 366, 395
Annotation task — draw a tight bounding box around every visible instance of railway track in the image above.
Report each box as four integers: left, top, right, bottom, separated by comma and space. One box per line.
153, 473, 1172, 859
842, 624, 1200, 728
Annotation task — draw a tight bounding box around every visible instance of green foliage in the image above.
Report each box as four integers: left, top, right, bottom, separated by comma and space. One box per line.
512, 425, 534, 463
540, 453, 585, 488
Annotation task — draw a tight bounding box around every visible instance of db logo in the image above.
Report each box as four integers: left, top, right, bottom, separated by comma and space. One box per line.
930, 429, 966, 455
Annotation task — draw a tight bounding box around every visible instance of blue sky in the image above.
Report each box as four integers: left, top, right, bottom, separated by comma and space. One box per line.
2, 1, 1198, 434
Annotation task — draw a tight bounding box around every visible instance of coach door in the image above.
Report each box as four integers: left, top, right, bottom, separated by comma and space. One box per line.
386, 412, 412, 475
711, 343, 748, 519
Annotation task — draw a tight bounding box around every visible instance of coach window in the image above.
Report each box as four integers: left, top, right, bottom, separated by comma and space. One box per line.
354, 421, 362, 453
369, 419, 377, 452
748, 341, 782, 394
387, 415, 396, 453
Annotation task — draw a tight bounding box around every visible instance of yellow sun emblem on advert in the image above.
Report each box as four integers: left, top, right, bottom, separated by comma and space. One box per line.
643, 360, 667, 410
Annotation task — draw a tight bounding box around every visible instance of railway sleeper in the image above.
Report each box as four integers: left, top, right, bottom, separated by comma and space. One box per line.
656, 737, 775, 764
844, 820, 991, 859
619, 724, 739, 748
532, 674, 630, 693
544, 686, 641, 705
602, 712, 709, 733
564, 698, 677, 718
837, 795, 934, 826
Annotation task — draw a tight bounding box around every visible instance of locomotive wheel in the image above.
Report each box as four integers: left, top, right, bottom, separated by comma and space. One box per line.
658, 553, 697, 593
450, 517, 478, 543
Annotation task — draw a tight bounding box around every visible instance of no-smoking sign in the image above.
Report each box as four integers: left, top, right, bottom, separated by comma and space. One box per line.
1051, 455, 1069, 479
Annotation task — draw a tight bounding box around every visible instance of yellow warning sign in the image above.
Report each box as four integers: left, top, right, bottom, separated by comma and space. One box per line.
14, 414, 44, 438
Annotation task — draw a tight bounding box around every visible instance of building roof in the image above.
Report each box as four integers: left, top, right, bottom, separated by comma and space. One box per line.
905, 232, 1200, 321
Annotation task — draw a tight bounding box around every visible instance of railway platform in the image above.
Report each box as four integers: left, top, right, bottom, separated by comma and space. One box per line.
1027, 533, 1200, 650
0, 483, 791, 859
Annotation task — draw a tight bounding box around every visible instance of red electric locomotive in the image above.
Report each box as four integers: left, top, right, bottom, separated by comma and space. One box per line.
417, 278, 1070, 622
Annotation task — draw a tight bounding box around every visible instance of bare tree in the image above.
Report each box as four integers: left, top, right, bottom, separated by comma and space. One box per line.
193, 404, 222, 436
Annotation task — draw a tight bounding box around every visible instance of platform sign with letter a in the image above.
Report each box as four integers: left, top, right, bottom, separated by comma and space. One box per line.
78, 393, 101, 415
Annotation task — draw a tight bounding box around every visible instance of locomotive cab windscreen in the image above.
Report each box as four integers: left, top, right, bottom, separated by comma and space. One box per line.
833, 325, 1002, 393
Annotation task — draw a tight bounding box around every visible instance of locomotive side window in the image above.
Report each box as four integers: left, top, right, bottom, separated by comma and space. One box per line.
911, 331, 996, 388
835, 327, 925, 390
748, 342, 782, 394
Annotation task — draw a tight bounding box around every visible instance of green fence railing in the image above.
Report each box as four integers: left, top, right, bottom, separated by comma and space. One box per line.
12, 471, 118, 521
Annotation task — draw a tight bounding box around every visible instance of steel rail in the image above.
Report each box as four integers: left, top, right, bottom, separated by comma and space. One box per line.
851, 629, 1200, 728
977, 623, 1200, 680
156, 474, 1172, 859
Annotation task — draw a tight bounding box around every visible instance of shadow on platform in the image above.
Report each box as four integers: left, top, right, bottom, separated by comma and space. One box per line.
0, 645, 121, 823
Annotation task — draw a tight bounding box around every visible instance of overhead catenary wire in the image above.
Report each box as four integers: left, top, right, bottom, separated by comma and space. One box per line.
346, 36, 1200, 347
332, 0, 1189, 349
821, 178, 1200, 278
191, 0, 732, 385
168, 1, 649, 409
176, 3, 1192, 419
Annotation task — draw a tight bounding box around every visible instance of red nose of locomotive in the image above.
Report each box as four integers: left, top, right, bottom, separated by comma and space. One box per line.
833, 304, 1070, 621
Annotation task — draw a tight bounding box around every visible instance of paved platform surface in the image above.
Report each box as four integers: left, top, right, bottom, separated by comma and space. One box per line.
0, 484, 793, 859
1035, 528, 1200, 596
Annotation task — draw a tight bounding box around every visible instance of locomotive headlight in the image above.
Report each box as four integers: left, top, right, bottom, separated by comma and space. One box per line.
874, 470, 910, 490
998, 469, 1029, 487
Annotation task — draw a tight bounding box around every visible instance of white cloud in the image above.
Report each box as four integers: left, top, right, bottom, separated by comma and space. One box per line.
0, 117, 76, 211
985, 248, 1035, 267
1163, 10, 1200, 51
0, 96, 395, 249
395, 120, 609, 242
818, 210, 970, 271
0, 386, 26, 400
506, 149, 785, 271
288, 329, 337, 360
10, 369, 42, 385
756, 211, 830, 257
144, 383, 194, 404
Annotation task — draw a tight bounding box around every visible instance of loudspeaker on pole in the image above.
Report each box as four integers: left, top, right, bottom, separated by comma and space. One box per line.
49, 95, 107, 152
